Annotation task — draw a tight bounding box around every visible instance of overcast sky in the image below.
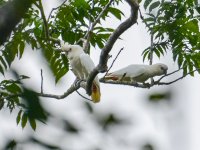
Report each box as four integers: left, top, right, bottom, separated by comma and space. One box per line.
0, 1, 200, 150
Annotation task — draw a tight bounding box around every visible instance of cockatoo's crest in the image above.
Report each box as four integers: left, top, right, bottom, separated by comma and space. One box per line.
61, 42, 70, 51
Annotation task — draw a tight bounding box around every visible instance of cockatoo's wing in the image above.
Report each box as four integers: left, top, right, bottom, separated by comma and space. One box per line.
104, 63, 168, 83
79, 53, 101, 103
117, 65, 146, 77
79, 54, 96, 77
105, 64, 146, 81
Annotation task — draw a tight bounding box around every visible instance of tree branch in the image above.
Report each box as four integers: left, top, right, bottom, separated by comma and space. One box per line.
41, 69, 44, 94
0, 0, 36, 45
86, 0, 139, 95
156, 69, 198, 85
4, 81, 83, 100
37, 83, 80, 99
100, 69, 199, 88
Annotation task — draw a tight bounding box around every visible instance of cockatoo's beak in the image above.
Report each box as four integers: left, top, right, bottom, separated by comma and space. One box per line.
164, 69, 167, 75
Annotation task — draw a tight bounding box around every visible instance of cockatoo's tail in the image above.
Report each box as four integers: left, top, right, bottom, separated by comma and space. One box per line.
61, 42, 101, 103
91, 83, 101, 103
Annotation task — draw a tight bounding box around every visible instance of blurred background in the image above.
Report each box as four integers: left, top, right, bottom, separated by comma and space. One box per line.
0, 0, 200, 150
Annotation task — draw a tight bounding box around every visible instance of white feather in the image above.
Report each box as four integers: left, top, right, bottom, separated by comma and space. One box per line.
61, 43, 100, 102
106, 63, 168, 83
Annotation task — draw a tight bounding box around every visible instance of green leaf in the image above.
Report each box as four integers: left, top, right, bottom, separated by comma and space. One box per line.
142, 48, 150, 62
6, 83, 21, 94
108, 7, 124, 20
144, 0, 153, 10
73, 0, 90, 9
0, 64, 4, 75
157, 45, 164, 56
144, 17, 155, 23
5, 140, 17, 150
21, 112, 28, 129
18, 41, 25, 58
149, 1, 160, 12
0, 56, 8, 69
55, 68, 68, 83
19, 75, 30, 80
196, 6, 200, 14
0, 99, 4, 110
178, 54, 183, 67
154, 48, 160, 58
16, 110, 22, 125
29, 117, 36, 131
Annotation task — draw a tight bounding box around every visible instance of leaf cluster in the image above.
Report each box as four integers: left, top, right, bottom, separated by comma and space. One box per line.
0, 0, 124, 130
142, 0, 200, 75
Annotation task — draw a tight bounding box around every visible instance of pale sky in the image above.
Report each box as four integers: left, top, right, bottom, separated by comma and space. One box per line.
0, 1, 200, 150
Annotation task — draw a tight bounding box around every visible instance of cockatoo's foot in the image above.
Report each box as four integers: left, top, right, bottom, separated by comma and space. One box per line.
77, 79, 87, 89
143, 82, 151, 88
150, 78, 155, 85
131, 81, 138, 86
75, 79, 85, 86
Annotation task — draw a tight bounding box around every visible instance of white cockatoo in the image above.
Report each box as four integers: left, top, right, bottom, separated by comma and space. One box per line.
61, 43, 101, 103
104, 63, 168, 83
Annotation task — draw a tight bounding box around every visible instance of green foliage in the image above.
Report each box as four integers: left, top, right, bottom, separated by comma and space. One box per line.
0, 0, 124, 131
63, 120, 79, 133
142, 0, 200, 76
148, 91, 171, 103
0, 0, 199, 134
0, 0, 124, 83
0, 78, 23, 112
142, 143, 155, 150
3, 140, 17, 150
98, 113, 125, 130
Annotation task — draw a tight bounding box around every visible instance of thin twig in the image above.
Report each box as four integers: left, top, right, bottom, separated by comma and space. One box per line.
41, 69, 44, 94
156, 67, 183, 83
75, 90, 92, 102
158, 70, 198, 85
149, 34, 154, 65
104, 47, 124, 77
139, 8, 144, 20
74, 79, 92, 101
149, 33, 154, 84
47, 0, 68, 22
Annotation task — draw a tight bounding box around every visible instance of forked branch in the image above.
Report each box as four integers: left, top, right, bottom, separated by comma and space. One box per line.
86, 0, 139, 95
